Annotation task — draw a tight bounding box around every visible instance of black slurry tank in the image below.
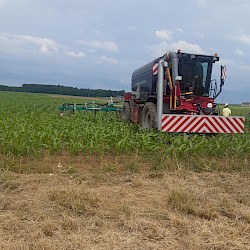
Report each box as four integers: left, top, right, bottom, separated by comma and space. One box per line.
131, 57, 161, 99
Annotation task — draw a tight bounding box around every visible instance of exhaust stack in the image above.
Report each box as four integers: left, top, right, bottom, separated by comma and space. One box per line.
157, 57, 166, 130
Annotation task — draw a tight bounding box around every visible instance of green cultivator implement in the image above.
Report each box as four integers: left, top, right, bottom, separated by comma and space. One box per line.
59, 98, 122, 116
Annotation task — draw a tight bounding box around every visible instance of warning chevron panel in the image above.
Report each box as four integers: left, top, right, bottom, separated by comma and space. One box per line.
161, 115, 245, 133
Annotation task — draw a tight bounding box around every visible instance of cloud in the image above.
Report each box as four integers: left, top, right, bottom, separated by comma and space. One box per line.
0, 33, 59, 53
0, 34, 9, 41
155, 30, 172, 40
128, 26, 137, 31
64, 51, 86, 58
196, 32, 205, 37
219, 57, 250, 72
78, 40, 119, 52
93, 30, 102, 35
235, 48, 244, 55
99, 56, 118, 64
232, 0, 250, 3
234, 62, 250, 71
197, 0, 207, 6
233, 34, 250, 45
149, 40, 205, 57
0, 0, 7, 7
177, 28, 184, 34
18, 35, 59, 53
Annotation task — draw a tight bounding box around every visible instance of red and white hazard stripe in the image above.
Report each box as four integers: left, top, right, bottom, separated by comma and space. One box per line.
161, 115, 245, 133
153, 63, 158, 75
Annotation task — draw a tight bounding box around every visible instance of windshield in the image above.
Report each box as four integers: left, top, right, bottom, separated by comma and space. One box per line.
178, 55, 213, 96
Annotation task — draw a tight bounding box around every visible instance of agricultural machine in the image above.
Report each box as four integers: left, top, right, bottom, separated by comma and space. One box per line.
121, 50, 245, 133
59, 97, 122, 116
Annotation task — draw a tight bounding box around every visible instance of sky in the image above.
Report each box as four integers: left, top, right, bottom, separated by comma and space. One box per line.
0, 0, 249, 103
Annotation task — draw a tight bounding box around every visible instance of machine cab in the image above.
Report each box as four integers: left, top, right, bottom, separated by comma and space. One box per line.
164, 51, 223, 114
178, 53, 213, 96
176, 52, 219, 98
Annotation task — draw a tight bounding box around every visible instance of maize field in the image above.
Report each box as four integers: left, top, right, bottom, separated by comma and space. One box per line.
0, 91, 249, 171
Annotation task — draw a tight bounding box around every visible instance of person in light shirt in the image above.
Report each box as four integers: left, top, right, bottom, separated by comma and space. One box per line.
222, 103, 232, 116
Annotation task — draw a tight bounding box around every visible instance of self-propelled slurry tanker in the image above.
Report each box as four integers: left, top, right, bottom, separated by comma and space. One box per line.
121, 50, 245, 133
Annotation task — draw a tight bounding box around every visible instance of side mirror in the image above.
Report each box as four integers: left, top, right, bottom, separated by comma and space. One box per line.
214, 65, 226, 99
175, 76, 182, 81
220, 65, 226, 85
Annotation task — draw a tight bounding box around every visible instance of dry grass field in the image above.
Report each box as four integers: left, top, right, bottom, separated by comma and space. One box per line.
0, 154, 249, 250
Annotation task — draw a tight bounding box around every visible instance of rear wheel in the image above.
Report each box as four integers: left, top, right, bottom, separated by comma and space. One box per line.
141, 102, 157, 129
121, 102, 131, 121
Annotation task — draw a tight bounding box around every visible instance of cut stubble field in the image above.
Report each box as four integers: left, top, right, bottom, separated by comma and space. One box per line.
1, 155, 250, 250
0, 92, 249, 249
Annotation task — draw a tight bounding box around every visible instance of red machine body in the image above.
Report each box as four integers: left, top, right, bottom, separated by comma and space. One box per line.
121, 51, 245, 133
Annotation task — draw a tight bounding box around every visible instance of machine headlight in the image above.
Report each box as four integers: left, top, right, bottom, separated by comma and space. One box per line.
207, 103, 213, 108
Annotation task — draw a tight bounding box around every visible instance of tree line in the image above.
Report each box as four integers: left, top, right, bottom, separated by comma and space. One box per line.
0, 84, 125, 97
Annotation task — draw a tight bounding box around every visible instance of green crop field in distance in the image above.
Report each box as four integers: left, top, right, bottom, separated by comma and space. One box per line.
0, 91, 249, 172
218, 104, 250, 117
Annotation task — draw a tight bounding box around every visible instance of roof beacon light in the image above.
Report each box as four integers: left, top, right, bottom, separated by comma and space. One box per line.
213, 53, 219, 62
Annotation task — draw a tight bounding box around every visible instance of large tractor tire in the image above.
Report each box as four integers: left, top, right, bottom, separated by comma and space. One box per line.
121, 102, 131, 121
141, 102, 157, 129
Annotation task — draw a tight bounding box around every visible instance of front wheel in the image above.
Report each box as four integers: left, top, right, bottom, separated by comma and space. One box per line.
141, 102, 157, 129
